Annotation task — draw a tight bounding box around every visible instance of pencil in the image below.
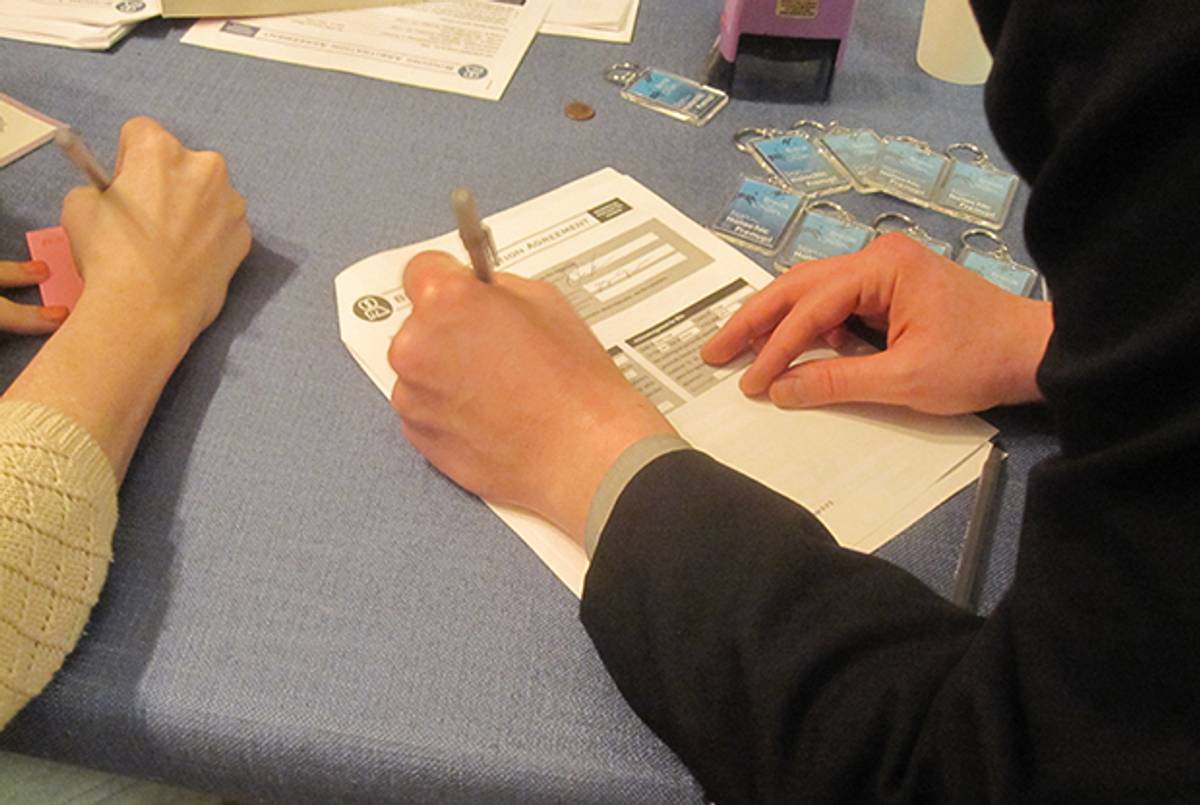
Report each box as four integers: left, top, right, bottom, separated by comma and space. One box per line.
54, 128, 112, 191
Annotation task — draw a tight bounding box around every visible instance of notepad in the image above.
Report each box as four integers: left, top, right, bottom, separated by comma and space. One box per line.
26, 227, 84, 311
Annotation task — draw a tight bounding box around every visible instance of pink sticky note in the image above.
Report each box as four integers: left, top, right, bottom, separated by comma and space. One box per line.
25, 226, 83, 311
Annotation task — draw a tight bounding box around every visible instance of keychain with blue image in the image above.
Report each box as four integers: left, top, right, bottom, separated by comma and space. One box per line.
710, 175, 806, 255
867, 135, 951, 207
819, 122, 883, 193
956, 229, 1039, 296
604, 62, 729, 126
932, 143, 1019, 230
775, 201, 876, 271
733, 120, 851, 197
872, 212, 953, 256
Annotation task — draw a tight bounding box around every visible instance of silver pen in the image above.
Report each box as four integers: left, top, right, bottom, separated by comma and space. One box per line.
54, 128, 112, 191
451, 187, 498, 283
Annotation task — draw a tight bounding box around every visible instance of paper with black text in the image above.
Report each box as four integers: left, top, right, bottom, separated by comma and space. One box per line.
182, 0, 551, 101
334, 168, 996, 596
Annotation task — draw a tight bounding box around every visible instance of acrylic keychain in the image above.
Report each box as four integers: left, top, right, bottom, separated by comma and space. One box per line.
775, 200, 875, 270
732, 120, 852, 197
872, 212, 953, 256
710, 175, 806, 255
603, 62, 729, 126
819, 121, 883, 193
866, 135, 951, 208
931, 143, 1019, 229
956, 229, 1039, 296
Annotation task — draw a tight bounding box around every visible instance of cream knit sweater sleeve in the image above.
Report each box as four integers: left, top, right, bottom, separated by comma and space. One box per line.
0, 400, 117, 729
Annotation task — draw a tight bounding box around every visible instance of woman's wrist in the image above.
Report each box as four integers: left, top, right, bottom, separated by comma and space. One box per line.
3, 285, 201, 480
72, 283, 202, 361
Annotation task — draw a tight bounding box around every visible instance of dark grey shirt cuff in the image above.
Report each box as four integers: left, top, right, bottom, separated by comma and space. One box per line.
583, 433, 692, 559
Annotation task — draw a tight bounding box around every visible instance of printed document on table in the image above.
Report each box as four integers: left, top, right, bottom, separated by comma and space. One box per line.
181, 0, 552, 101
541, 0, 638, 43
0, 17, 133, 49
0, 0, 159, 48
1, 0, 160, 26
334, 168, 996, 597
163, 0, 391, 17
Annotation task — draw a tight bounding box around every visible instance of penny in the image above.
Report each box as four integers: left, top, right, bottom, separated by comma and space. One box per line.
564, 101, 595, 121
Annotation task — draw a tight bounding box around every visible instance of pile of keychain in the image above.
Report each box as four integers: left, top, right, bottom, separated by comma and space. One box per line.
708, 119, 1041, 297
596, 61, 1039, 298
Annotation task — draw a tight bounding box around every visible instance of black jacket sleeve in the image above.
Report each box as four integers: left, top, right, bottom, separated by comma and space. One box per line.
580, 3, 1200, 803
582, 451, 993, 803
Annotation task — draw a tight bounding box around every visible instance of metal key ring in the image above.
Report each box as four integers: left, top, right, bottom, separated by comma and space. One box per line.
961, 227, 1009, 256
733, 127, 777, 152
603, 62, 642, 86
872, 211, 919, 233
786, 119, 828, 133
946, 142, 988, 164
807, 200, 853, 220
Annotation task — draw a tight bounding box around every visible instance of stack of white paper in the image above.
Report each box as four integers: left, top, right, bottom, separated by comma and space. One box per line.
542, 0, 639, 43
0, 0, 161, 49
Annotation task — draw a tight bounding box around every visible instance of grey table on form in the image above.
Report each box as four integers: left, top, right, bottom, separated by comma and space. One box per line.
0, 2, 1057, 802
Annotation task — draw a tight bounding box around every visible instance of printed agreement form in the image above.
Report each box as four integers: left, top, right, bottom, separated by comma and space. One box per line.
336, 169, 996, 596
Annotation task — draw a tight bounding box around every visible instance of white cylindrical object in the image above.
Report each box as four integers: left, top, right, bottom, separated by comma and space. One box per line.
916, 0, 992, 85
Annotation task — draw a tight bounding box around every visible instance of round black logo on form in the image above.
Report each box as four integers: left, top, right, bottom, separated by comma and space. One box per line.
353, 295, 393, 322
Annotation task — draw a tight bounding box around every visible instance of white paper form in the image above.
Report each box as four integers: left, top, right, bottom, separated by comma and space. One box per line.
181, 0, 552, 101
541, 0, 638, 43
334, 168, 996, 596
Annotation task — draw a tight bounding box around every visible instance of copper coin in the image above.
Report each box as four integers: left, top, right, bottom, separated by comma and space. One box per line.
564, 101, 595, 121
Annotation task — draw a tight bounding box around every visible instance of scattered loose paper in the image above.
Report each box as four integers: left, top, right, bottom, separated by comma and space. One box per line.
182, 0, 552, 101
162, 0, 391, 17
542, 0, 638, 43
335, 169, 996, 597
0, 0, 160, 49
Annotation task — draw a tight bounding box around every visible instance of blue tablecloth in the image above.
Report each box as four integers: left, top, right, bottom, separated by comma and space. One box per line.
0, 2, 1057, 801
